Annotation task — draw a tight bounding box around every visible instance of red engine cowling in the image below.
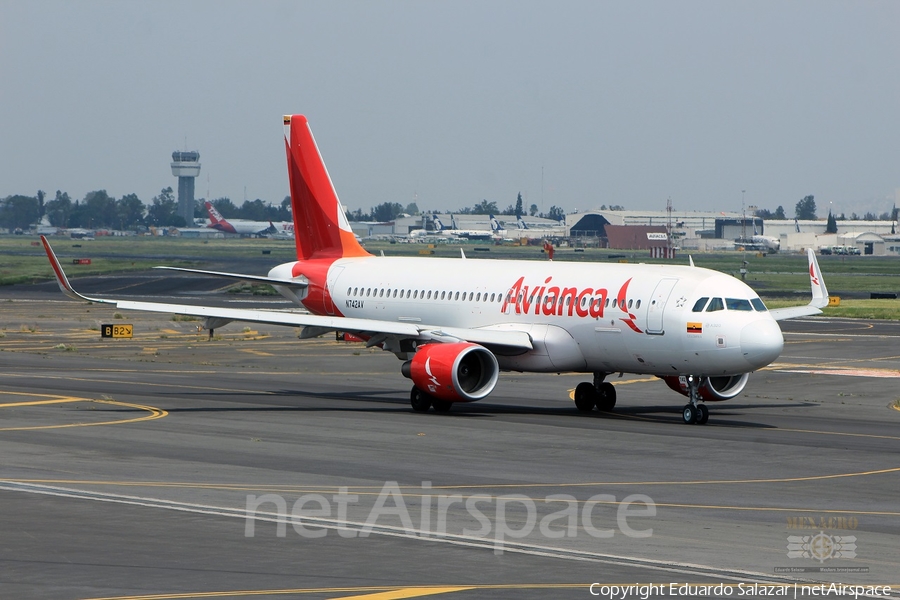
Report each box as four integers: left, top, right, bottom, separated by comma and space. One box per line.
661, 373, 750, 402
402, 342, 499, 402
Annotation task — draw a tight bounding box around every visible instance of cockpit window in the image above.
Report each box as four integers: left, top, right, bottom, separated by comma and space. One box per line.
706, 297, 724, 312
751, 298, 768, 312
725, 298, 753, 311
692, 297, 709, 312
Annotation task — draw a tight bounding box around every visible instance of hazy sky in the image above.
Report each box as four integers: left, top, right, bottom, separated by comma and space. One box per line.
2, 1, 898, 217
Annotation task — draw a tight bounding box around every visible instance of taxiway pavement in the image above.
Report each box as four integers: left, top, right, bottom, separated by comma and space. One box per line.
0, 279, 898, 599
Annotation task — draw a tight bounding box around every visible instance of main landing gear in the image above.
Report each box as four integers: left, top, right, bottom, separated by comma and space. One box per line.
573, 372, 617, 413
410, 386, 452, 413
681, 376, 709, 425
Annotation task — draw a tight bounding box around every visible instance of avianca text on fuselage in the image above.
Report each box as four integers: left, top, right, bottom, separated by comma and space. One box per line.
501, 275, 641, 332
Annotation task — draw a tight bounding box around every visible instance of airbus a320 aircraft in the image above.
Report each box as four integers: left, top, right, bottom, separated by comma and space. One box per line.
41, 114, 829, 424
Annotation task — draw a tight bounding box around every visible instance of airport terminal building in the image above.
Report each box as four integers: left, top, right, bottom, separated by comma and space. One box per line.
565, 209, 900, 254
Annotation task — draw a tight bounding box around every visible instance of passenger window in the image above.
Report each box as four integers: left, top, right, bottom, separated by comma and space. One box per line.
706, 297, 724, 312
476, 293, 482, 302
427, 291, 432, 300
413, 290, 418, 299
347, 287, 352, 295
627, 299, 633, 309
455, 292, 459, 301
490, 293, 495, 302
441, 291, 446, 300
751, 298, 768, 312
379, 289, 384, 297
692, 297, 709, 312
725, 298, 753, 311
366, 288, 371, 297
636, 299, 641, 309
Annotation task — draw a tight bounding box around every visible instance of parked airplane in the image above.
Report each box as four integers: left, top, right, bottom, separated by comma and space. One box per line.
269, 220, 295, 240
408, 214, 456, 240
446, 214, 493, 241
517, 216, 530, 230
205, 201, 286, 237
41, 114, 829, 424
31, 215, 59, 235
734, 223, 780, 253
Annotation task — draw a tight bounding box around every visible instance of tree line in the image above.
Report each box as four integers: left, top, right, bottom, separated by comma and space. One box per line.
345, 193, 567, 223
0, 189, 293, 232
755, 195, 898, 223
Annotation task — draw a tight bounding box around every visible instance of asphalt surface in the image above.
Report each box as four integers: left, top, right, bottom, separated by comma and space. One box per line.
1, 272, 898, 599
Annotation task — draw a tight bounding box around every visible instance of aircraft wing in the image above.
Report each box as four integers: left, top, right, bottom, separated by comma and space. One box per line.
768, 248, 830, 321
40, 236, 534, 350
767, 305, 823, 320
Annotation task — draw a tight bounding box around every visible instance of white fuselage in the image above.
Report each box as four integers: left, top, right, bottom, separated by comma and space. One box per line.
269, 257, 784, 378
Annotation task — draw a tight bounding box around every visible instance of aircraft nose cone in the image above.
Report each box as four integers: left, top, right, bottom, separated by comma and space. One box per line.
741, 319, 783, 369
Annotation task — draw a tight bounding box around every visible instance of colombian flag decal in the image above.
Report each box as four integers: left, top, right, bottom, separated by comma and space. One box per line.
687, 322, 703, 334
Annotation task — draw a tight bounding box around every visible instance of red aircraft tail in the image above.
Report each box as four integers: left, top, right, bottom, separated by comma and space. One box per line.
284, 115, 370, 261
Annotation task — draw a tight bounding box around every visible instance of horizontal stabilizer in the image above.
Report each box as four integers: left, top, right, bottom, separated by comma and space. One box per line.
153, 266, 308, 288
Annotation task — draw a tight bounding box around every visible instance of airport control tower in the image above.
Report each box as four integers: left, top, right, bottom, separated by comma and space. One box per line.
171, 151, 201, 226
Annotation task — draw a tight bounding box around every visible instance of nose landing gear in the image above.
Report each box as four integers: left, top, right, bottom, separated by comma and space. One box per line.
681, 376, 709, 425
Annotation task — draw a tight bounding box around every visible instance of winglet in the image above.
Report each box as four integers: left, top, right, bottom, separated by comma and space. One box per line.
689, 255, 695, 268
40, 236, 113, 304
768, 249, 829, 321
807, 247, 829, 309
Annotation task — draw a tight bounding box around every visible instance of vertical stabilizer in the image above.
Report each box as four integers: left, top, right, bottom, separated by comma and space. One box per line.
283, 115, 370, 260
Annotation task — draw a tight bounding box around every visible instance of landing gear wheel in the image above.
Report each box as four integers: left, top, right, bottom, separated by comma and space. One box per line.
696, 403, 709, 425
410, 386, 432, 413
682, 404, 698, 424
574, 382, 597, 412
432, 399, 453, 413
596, 382, 617, 412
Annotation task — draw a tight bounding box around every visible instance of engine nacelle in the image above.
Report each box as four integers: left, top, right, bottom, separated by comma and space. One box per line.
661, 373, 750, 402
401, 342, 499, 402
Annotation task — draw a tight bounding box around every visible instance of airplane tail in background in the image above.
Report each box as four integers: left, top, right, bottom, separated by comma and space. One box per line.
205, 201, 225, 226
284, 115, 370, 261
489, 214, 502, 232
517, 216, 529, 230
433, 214, 447, 231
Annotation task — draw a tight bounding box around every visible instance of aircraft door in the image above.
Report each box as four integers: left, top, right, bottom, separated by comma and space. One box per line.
645, 278, 678, 335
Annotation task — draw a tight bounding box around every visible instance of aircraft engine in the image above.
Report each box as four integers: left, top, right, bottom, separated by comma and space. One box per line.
401, 342, 499, 402
661, 373, 750, 402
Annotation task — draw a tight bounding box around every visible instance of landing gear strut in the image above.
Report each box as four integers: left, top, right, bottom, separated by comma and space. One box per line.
574, 372, 617, 413
681, 376, 709, 425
